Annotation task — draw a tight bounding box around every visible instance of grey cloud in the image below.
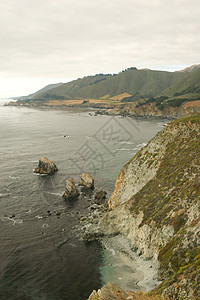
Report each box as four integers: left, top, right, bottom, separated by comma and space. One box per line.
0, 0, 199, 79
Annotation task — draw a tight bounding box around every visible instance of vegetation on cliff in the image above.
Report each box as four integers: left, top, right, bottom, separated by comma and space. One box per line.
88, 282, 163, 300
129, 115, 200, 298
96, 114, 200, 299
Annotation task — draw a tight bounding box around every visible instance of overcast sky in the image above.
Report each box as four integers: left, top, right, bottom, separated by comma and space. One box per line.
0, 0, 199, 98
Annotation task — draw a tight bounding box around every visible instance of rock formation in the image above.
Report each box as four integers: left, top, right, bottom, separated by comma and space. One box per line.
107, 100, 200, 119
95, 188, 107, 205
93, 114, 200, 299
79, 173, 94, 190
88, 283, 129, 300
34, 157, 58, 175
63, 177, 79, 200
95, 189, 107, 200
88, 283, 162, 300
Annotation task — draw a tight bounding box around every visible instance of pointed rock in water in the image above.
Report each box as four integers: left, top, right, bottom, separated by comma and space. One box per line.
79, 173, 94, 190
34, 157, 58, 175
63, 177, 79, 200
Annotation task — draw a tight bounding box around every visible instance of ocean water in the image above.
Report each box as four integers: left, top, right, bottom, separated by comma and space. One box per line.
0, 100, 169, 299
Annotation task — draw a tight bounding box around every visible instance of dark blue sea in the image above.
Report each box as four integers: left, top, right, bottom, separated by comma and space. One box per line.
0, 100, 168, 299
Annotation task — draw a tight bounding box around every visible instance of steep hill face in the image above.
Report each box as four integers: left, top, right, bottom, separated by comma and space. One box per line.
32, 73, 113, 99
107, 68, 200, 118
178, 64, 200, 73
97, 115, 200, 299
7, 65, 200, 118
14, 82, 64, 100
161, 68, 200, 97
109, 99, 200, 119
31, 68, 185, 100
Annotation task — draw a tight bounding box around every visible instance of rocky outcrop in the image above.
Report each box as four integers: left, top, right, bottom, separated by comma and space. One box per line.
34, 157, 58, 175
88, 283, 162, 300
88, 282, 135, 300
95, 189, 107, 201
97, 114, 200, 299
79, 173, 94, 190
94, 189, 107, 206
100, 206, 174, 260
63, 177, 79, 200
108, 100, 200, 119
108, 128, 169, 209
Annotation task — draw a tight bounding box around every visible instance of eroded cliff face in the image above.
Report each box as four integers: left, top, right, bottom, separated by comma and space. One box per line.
108, 126, 172, 209
88, 282, 162, 300
97, 114, 200, 299
100, 206, 174, 260
110, 100, 200, 119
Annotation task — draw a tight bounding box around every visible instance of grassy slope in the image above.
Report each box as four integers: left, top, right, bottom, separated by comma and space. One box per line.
127, 114, 200, 298
12, 67, 200, 115
32, 69, 185, 100
75, 69, 183, 99
32, 74, 112, 99
161, 68, 200, 97
89, 115, 200, 300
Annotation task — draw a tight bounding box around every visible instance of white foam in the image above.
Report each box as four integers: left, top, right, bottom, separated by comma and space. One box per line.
9, 176, 20, 180
46, 192, 63, 197
1, 216, 23, 225
0, 193, 7, 198
41, 223, 49, 228
132, 143, 147, 151
137, 142, 147, 148
117, 148, 131, 151
118, 141, 135, 145
13, 219, 23, 225
33, 172, 48, 176
35, 215, 44, 219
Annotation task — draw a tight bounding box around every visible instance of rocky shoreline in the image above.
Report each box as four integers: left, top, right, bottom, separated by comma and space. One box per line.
73, 193, 162, 297
87, 114, 200, 300
5, 98, 200, 120
33, 114, 200, 300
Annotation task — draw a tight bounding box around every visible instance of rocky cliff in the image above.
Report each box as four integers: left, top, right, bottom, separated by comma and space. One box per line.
88, 282, 162, 300
93, 114, 200, 299
109, 100, 200, 119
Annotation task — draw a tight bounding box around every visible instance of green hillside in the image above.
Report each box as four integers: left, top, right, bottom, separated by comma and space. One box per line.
97, 114, 200, 299
8, 65, 200, 115
32, 73, 112, 99
161, 68, 200, 97
123, 68, 200, 112
75, 69, 184, 99
31, 68, 186, 101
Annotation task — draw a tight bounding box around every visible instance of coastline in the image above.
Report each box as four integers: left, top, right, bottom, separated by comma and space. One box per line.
4, 101, 176, 120
78, 201, 162, 295
99, 235, 162, 293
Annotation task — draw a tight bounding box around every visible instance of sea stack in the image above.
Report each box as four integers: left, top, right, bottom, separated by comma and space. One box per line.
63, 177, 79, 200
79, 173, 94, 190
34, 157, 58, 175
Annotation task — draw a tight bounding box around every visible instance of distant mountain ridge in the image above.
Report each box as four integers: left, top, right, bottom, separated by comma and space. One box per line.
7, 64, 200, 118
14, 82, 64, 100
177, 64, 200, 73
28, 65, 200, 100
30, 69, 183, 100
